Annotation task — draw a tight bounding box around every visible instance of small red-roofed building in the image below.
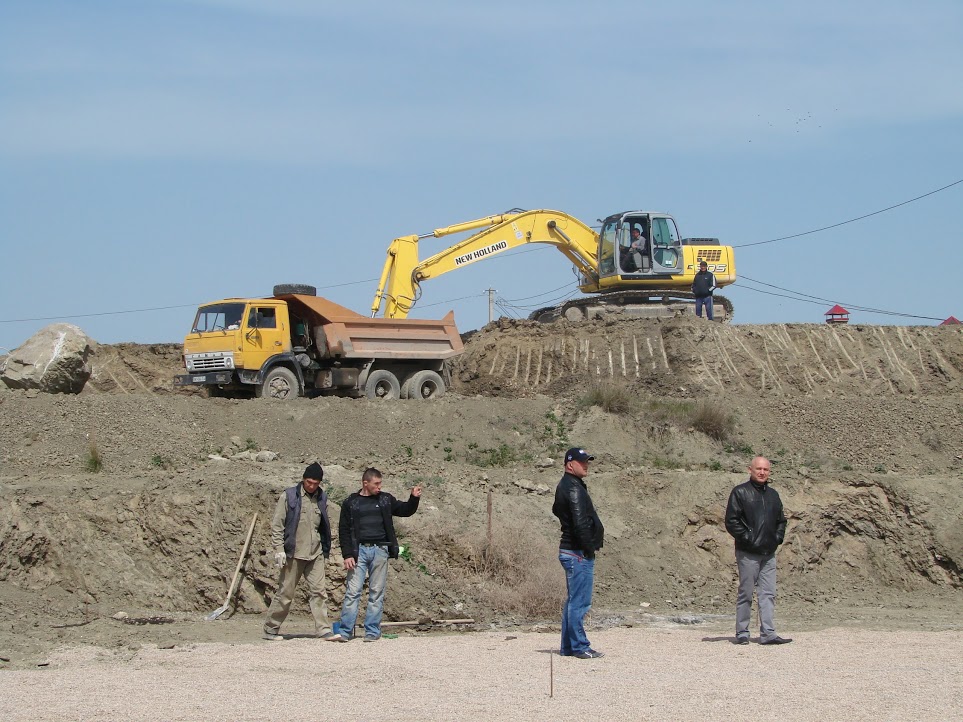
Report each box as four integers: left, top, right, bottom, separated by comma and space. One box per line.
825, 304, 850, 325
939, 316, 961, 326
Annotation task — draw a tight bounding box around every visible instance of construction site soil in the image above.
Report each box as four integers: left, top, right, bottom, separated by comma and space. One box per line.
1, 316, 961, 673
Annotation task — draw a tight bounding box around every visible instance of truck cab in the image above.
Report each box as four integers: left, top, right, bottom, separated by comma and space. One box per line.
177, 298, 295, 397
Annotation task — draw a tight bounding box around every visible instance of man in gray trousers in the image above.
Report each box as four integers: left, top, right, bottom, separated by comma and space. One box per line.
262, 462, 337, 641
724, 456, 791, 645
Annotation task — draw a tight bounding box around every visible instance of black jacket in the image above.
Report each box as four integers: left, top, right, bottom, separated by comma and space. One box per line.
724, 480, 787, 555
552, 472, 604, 558
339, 491, 419, 561
691, 270, 716, 298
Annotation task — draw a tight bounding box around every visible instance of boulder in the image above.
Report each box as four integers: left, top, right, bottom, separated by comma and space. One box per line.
1, 324, 95, 394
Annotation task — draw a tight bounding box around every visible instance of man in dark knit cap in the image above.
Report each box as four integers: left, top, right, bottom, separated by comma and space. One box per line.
262, 462, 336, 640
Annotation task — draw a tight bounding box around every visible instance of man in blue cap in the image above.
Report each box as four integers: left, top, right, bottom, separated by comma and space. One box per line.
552, 447, 605, 659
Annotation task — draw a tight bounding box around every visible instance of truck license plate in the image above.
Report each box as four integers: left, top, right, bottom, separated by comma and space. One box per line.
193, 376, 205, 382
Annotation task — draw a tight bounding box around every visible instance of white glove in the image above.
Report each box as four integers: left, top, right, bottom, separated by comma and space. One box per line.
274, 551, 287, 568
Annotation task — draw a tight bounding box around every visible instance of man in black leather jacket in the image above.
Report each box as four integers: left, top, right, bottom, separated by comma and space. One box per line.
552, 447, 605, 659
725, 456, 791, 645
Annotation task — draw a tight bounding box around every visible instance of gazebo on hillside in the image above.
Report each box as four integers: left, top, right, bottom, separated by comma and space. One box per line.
824, 304, 850, 325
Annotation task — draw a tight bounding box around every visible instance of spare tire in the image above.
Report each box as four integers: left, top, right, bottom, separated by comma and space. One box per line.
273, 283, 317, 296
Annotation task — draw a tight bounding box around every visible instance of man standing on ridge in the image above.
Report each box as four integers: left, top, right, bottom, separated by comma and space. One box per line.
263, 462, 336, 641
330, 467, 421, 642
553, 447, 605, 659
725, 456, 792, 645
692, 260, 717, 320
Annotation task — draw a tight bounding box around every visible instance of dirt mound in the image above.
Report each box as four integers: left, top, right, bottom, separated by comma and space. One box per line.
83, 343, 193, 396
453, 316, 963, 397
0, 319, 961, 668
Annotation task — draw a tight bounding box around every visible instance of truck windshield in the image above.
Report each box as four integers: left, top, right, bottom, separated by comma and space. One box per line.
191, 303, 245, 332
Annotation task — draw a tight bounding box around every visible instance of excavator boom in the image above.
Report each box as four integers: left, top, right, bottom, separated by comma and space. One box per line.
372, 210, 599, 319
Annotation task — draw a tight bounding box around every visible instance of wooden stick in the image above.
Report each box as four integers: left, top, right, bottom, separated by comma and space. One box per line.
370, 618, 476, 629
550, 651, 554, 698
487, 488, 493, 549
223, 513, 258, 609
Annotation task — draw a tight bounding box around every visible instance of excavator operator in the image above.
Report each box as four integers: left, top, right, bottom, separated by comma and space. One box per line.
621, 225, 649, 273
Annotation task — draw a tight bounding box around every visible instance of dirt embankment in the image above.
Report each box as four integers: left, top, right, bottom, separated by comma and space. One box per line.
0, 318, 961, 669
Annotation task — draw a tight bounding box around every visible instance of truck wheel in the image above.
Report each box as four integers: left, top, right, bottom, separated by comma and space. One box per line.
404, 370, 446, 400
364, 370, 401, 400
273, 283, 317, 296
258, 367, 299, 400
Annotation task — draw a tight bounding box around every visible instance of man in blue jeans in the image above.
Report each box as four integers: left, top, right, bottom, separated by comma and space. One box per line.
691, 261, 717, 320
552, 448, 605, 659
329, 467, 421, 642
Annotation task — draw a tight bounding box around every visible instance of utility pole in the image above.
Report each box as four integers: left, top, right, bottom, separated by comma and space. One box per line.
486, 288, 496, 324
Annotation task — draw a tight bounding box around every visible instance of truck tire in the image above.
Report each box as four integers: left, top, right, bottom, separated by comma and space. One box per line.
364, 370, 401, 400
258, 366, 300, 400
273, 283, 317, 296
403, 370, 446, 400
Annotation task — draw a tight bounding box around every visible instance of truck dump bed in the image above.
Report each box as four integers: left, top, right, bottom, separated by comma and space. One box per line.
281, 294, 463, 360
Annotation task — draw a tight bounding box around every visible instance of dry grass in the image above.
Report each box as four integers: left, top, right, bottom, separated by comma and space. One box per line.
689, 400, 734, 441
84, 434, 103, 473
644, 397, 735, 442
580, 382, 635, 414
431, 520, 563, 620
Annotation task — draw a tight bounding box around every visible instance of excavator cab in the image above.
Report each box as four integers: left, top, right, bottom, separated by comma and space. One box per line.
599, 212, 682, 280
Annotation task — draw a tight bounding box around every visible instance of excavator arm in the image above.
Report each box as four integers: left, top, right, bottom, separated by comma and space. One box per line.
372, 209, 600, 319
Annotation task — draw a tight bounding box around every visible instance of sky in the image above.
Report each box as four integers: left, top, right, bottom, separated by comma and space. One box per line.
1, 0, 962, 352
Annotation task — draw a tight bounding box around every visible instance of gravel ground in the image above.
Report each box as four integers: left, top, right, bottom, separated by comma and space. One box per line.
1, 627, 961, 721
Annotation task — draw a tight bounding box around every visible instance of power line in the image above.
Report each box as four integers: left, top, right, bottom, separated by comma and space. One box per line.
734, 179, 963, 248
0, 277, 382, 325
500, 282, 576, 303
0, 303, 198, 324
417, 292, 485, 309
735, 274, 945, 321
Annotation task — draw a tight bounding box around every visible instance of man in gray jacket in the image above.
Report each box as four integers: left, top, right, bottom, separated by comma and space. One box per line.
724, 456, 791, 645
262, 462, 336, 641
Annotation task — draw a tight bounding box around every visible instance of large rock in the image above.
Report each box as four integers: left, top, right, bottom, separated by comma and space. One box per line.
1, 324, 95, 393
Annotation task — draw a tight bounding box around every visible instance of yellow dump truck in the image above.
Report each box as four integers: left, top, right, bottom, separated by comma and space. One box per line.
173, 284, 463, 400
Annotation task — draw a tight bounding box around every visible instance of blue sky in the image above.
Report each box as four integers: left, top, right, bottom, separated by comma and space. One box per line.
2, 0, 961, 351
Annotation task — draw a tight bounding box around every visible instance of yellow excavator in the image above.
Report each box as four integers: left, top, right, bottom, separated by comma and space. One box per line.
371, 209, 736, 323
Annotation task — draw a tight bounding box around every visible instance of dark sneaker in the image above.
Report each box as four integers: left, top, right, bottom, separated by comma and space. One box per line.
573, 649, 605, 659
363, 635, 381, 642
735, 637, 750, 645
262, 631, 284, 641
760, 636, 793, 645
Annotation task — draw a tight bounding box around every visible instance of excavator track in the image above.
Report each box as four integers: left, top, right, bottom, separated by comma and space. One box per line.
528, 291, 734, 324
